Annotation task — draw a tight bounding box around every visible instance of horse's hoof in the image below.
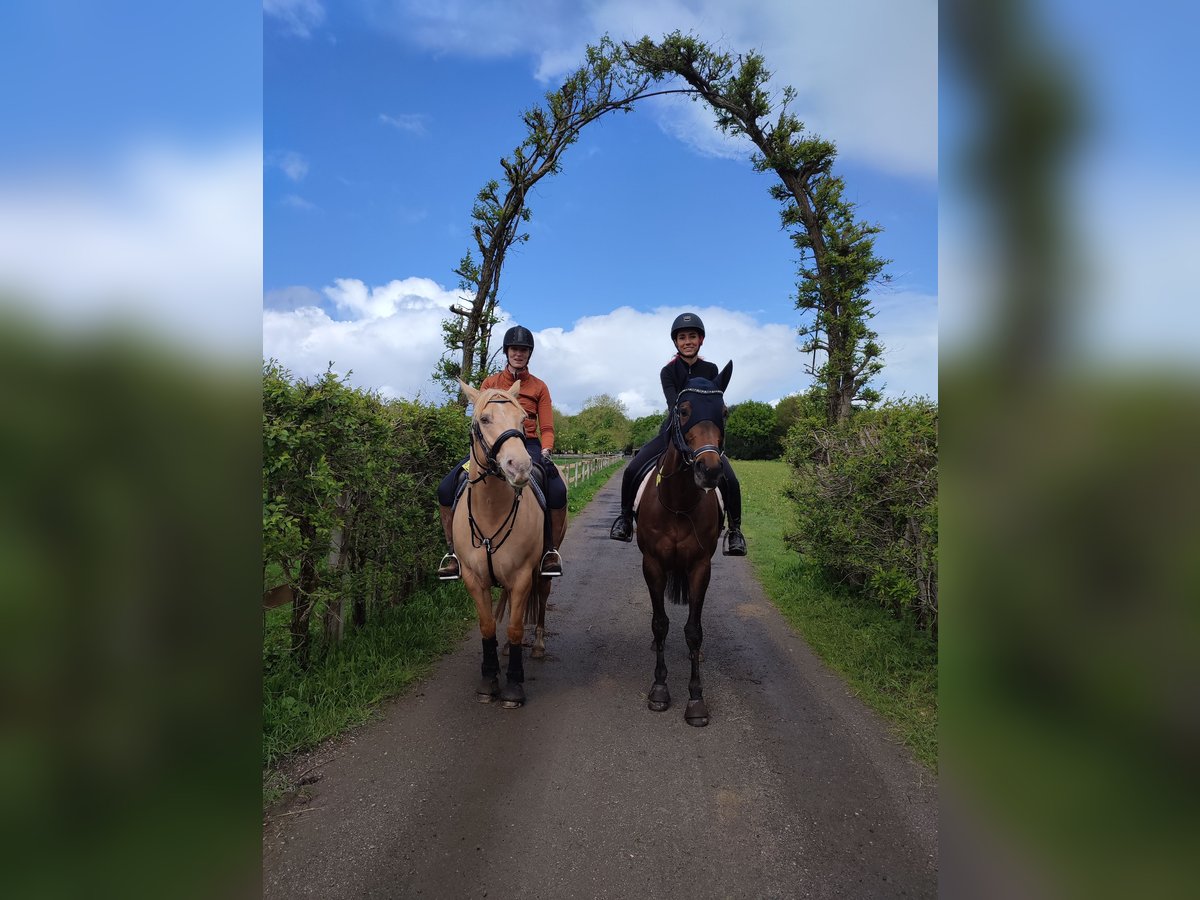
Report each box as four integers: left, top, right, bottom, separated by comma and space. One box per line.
647, 683, 670, 711
499, 684, 525, 708
476, 678, 499, 702
685, 699, 709, 727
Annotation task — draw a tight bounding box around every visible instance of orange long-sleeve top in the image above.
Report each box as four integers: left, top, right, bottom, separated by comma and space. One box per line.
480, 367, 555, 451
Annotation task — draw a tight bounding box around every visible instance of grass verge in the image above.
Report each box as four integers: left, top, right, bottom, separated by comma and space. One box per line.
736, 459, 938, 770
262, 583, 474, 806
566, 459, 623, 515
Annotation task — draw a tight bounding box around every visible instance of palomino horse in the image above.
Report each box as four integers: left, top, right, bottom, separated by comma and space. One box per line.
634, 362, 733, 727
453, 379, 563, 708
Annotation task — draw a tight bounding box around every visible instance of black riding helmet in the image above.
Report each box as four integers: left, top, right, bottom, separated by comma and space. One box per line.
502, 325, 535, 354
670, 312, 706, 340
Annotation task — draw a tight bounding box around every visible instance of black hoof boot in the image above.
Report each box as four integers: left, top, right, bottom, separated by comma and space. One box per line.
476, 677, 498, 702
685, 699, 710, 727
499, 681, 525, 709
647, 683, 671, 712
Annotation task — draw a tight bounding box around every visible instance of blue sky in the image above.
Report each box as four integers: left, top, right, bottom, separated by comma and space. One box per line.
263, 0, 938, 415
2, 3, 1194, 405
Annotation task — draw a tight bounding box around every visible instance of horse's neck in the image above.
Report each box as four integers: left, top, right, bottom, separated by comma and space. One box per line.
656, 445, 701, 506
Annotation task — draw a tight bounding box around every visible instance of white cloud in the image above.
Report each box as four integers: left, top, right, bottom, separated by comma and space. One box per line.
264, 0, 326, 39
0, 136, 262, 356
262, 283, 937, 412
282, 193, 317, 211
379, 113, 430, 136
263, 277, 475, 402
269, 150, 309, 181
367, 0, 935, 178
868, 289, 939, 400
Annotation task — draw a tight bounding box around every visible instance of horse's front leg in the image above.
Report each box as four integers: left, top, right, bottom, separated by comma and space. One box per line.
463, 570, 500, 702
499, 573, 534, 708
683, 563, 712, 727
642, 556, 671, 712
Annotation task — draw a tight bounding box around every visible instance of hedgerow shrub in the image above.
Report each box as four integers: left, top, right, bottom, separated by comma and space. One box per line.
263, 362, 468, 666
784, 399, 938, 631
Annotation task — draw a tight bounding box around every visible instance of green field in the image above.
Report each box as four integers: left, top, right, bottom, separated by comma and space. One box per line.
736, 459, 938, 769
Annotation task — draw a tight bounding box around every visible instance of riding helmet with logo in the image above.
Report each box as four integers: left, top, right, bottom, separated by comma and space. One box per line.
670, 312, 706, 340
502, 325, 535, 353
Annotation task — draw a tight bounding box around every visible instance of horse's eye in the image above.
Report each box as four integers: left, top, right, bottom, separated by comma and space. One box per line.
480, 414, 491, 425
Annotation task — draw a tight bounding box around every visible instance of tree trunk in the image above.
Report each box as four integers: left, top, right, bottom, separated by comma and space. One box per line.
293, 520, 318, 668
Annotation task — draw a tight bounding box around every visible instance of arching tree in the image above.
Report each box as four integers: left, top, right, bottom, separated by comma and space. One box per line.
437, 31, 894, 424
627, 33, 892, 424
434, 38, 655, 403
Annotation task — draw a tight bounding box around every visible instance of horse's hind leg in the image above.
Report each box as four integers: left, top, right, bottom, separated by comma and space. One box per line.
496, 588, 514, 656
643, 557, 671, 712
531, 577, 549, 659
683, 565, 712, 727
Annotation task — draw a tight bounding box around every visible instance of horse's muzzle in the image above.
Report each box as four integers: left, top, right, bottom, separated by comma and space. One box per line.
501, 457, 532, 488
693, 455, 723, 490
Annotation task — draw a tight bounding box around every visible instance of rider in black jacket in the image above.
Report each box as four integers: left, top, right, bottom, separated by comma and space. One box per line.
609, 312, 747, 556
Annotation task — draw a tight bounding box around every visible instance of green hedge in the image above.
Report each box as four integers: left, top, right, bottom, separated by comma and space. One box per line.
784, 399, 938, 631
263, 362, 468, 667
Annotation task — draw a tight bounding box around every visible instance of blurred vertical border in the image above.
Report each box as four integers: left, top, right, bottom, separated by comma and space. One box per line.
941, 0, 1200, 896
0, 3, 262, 898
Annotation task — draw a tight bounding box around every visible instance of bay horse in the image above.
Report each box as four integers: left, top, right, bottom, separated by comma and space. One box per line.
453, 379, 562, 708
634, 362, 733, 727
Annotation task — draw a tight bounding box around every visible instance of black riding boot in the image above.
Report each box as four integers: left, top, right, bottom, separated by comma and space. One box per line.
609, 508, 634, 542
724, 517, 747, 556
609, 467, 636, 542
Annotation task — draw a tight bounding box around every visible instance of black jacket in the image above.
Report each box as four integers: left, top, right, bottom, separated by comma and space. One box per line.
660, 355, 719, 410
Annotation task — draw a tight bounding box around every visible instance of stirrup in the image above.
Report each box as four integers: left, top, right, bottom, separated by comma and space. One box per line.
437, 552, 460, 581
723, 529, 747, 557
609, 513, 633, 543
540, 549, 563, 578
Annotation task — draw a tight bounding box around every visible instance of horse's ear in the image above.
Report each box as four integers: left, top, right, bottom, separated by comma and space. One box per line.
459, 380, 480, 404
509, 379, 522, 397
717, 361, 733, 392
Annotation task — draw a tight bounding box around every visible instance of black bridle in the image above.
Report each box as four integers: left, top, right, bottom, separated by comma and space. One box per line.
668, 386, 726, 468
465, 393, 528, 585
469, 395, 527, 483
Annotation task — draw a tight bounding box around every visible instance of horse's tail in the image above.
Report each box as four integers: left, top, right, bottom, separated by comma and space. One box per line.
664, 570, 690, 606
523, 585, 541, 624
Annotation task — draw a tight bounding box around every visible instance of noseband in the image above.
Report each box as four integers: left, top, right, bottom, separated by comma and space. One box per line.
669, 386, 725, 467
470, 395, 527, 480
